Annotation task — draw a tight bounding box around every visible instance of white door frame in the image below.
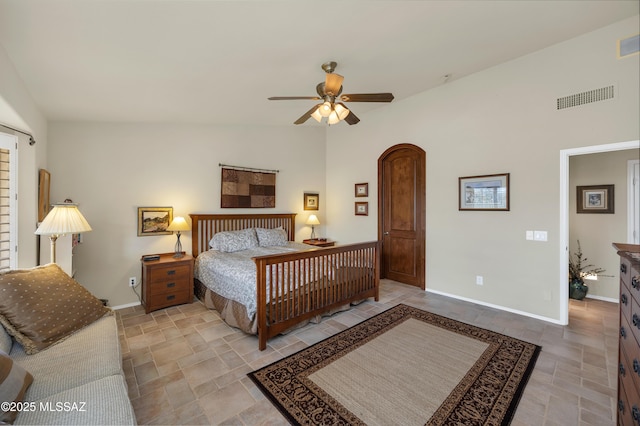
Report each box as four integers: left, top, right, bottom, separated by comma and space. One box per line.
559, 139, 640, 325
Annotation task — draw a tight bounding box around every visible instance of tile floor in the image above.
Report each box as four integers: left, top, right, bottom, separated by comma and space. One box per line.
117, 279, 619, 425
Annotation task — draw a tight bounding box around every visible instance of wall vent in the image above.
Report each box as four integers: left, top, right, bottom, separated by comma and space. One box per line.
556, 85, 614, 110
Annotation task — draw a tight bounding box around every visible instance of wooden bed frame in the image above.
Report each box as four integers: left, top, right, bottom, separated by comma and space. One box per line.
190, 213, 380, 350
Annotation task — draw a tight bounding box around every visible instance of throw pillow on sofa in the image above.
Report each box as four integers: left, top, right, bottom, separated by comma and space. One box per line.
0, 350, 33, 424
0, 264, 111, 355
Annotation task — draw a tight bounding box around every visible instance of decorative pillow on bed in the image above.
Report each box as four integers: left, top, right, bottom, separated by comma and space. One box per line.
0, 263, 112, 355
1, 350, 34, 424
209, 228, 259, 252
255, 227, 288, 247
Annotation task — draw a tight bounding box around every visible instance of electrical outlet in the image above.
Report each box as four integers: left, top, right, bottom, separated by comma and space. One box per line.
129, 277, 136, 287
476, 275, 483, 286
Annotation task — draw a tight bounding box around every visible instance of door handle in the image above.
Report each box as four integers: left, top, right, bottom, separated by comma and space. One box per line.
384, 232, 389, 235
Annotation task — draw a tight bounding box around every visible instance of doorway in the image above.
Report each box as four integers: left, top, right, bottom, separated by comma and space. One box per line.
559, 139, 640, 324
377, 144, 426, 289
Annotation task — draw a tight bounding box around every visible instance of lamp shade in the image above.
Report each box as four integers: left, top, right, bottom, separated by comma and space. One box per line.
167, 216, 190, 232
319, 101, 332, 117
311, 106, 323, 123
306, 214, 320, 226
334, 102, 350, 120
35, 204, 92, 236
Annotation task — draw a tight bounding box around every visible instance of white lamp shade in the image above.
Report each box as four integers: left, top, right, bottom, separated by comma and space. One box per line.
334, 102, 350, 120
306, 214, 320, 225
167, 216, 191, 232
35, 204, 92, 236
319, 101, 332, 117
311, 107, 323, 123
327, 110, 340, 125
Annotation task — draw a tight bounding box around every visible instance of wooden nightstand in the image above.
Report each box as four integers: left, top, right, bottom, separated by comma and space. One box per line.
303, 239, 335, 247
141, 253, 194, 314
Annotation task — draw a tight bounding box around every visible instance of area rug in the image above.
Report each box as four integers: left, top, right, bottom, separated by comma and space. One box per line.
248, 304, 540, 426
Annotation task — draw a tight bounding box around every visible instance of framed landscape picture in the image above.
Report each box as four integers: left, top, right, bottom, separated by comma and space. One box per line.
576, 184, 614, 213
459, 173, 510, 211
137, 207, 173, 236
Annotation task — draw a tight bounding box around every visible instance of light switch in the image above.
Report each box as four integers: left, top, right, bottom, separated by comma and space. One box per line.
534, 231, 548, 242
526, 231, 534, 240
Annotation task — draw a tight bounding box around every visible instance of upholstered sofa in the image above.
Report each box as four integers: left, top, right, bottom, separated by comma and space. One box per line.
0, 264, 136, 425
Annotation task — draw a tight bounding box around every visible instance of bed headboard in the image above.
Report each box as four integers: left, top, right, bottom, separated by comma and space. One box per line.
189, 213, 297, 257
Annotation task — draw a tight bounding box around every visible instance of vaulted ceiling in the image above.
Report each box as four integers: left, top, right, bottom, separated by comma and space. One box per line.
0, 1, 637, 126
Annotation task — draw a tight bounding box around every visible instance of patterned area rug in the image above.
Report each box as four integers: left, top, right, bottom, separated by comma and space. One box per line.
248, 304, 540, 426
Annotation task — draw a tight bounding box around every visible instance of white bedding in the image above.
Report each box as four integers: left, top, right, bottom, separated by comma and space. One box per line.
194, 242, 313, 319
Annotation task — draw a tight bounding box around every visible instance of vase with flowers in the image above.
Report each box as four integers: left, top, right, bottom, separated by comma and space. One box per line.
568, 240, 606, 300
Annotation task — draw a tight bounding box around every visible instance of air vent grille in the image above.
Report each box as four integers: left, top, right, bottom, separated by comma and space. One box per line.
557, 85, 614, 110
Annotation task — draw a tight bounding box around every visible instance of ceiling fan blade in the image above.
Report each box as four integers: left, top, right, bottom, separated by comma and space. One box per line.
294, 105, 321, 125
268, 96, 321, 100
324, 73, 344, 95
340, 93, 394, 103
343, 110, 360, 125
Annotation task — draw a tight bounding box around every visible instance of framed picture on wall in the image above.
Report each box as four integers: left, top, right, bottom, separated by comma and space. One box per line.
576, 184, 614, 213
304, 193, 319, 210
38, 169, 51, 222
355, 202, 368, 216
355, 183, 368, 197
458, 173, 510, 211
137, 207, 173, 236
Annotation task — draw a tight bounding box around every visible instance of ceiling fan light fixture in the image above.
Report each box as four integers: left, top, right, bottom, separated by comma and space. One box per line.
311, 107, 323, 122
327, 110, 341, 125
334, 103, 350, 120
319, 101, 333, 117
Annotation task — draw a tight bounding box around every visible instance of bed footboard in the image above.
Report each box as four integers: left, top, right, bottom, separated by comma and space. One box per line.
253, 241, 380, 350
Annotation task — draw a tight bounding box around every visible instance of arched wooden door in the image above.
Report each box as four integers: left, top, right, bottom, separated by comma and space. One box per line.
378, 144, 426, 289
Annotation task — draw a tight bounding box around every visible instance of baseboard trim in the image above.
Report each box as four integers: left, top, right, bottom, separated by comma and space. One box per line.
111, 301, 141, 310
425, 288, 566, 325
585, 294, 619, 303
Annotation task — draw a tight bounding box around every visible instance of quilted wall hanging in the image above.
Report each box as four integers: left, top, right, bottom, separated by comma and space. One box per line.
221, 167, 276, 208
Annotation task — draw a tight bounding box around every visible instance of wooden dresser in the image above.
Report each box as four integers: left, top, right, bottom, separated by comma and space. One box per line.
613, 243, 640, 426
141, 253, 194, 314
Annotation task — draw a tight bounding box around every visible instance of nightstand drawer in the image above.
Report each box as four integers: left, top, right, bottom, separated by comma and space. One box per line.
148, 290, 191, 310
147, 277, 190, 296
148, 264, 191, 284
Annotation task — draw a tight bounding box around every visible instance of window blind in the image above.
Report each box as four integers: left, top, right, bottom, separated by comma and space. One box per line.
0, 148, 10, 271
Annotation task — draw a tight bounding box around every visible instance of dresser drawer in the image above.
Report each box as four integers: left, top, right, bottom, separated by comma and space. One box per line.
618, 378, 634, 426
620, 342, 640, 411
147, 290, 191, 311
621, 280, 633, 325
630, 295, 640, 351
621, 313, 639, 372
148, 264, 191, 284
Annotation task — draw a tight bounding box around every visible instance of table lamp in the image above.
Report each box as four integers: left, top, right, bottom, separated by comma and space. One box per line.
35, 203, 92, 263
167, 216, 191, 258
306, 214, 320, 240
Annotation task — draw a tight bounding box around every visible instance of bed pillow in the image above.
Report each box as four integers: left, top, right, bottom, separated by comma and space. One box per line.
256, 227, 288, 247
209, 228, 259, 252
0, 263, 112, 355
0, 323, 11, 354
1, 350, 34, 424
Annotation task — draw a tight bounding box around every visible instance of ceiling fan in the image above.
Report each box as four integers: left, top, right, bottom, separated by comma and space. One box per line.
268, 61, 394, 125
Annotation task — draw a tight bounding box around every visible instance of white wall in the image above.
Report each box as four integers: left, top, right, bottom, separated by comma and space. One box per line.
569, 149, 639, 300
326, 16, 640, 322
47, 123, 326, 306
0, 44, 47, 268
